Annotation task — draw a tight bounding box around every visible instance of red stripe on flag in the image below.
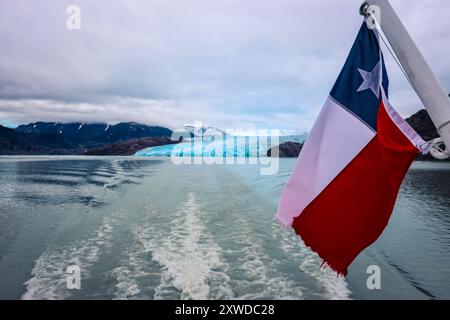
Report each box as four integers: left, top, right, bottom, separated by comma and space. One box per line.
292, 102, 419, 276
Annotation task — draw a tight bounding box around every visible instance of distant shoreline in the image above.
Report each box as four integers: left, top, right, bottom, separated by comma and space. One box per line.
1, 108, 445, 158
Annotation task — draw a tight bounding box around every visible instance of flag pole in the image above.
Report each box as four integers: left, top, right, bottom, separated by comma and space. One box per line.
360, 0, 450, 158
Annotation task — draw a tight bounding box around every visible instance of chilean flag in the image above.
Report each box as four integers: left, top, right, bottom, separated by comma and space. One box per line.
276, 22, 427, 276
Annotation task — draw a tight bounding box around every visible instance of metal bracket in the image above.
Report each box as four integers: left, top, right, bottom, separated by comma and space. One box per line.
429, 137, 450, 160
359, 2, 370, 17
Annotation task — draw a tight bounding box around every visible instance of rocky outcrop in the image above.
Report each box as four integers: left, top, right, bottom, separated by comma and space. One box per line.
406, 109, 450, 161
405, 109, 438, 142
84, 137, 178, 156
267, 142, 303, 158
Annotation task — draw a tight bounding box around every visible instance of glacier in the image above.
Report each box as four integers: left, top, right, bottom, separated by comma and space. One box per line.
135, 134, 307, 157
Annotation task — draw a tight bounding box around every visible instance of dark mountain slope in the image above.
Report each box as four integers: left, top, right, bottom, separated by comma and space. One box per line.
1, 122, 173, 155
16, 122, 172, 147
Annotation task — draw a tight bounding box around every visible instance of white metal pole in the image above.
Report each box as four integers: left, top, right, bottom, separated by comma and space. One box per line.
362, 0, 450, 153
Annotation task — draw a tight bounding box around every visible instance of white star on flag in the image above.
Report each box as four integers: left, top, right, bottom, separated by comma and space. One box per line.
357, 61, 382, 99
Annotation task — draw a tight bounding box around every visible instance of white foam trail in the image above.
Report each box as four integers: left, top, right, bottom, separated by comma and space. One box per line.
22, 216, 116, 300
130, 193, 233, 300
110, 247, 162, 300
228, 213, 305, 300
112, 266, 144, 299
236, 240, 305, 299
272, 223, 351, 300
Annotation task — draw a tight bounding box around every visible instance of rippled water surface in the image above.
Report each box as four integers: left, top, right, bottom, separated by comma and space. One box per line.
0, 156, 449, 299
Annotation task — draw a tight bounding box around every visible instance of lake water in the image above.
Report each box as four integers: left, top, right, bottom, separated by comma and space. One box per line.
0, 156, 449, 300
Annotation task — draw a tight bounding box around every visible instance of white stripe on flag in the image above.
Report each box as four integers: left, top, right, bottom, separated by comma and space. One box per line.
276, 96, 376, 227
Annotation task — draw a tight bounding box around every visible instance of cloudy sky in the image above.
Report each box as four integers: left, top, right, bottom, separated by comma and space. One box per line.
1, 0, 449, 132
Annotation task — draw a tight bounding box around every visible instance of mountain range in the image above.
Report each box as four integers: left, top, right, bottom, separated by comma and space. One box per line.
0, 109, 443, 156
0, 122, 173, 155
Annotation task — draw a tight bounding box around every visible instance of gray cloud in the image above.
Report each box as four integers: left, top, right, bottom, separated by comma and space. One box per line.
1, 0, 449, 131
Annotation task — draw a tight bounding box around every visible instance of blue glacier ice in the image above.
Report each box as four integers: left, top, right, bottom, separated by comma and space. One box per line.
135, 134, 307, 157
